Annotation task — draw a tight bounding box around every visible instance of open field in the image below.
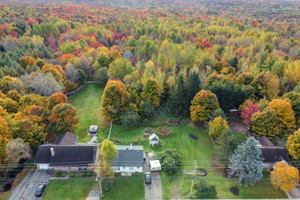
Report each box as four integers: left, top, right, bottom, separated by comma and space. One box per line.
42, 177, 95, 200
69, 83, 286, 199
68, 84, 103, 143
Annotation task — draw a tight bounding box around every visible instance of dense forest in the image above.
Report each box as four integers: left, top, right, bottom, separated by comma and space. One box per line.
0, 1, 299, 181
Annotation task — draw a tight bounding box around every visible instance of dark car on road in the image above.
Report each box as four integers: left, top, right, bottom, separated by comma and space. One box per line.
145, 172, 151, 184
35, 183, 47, 197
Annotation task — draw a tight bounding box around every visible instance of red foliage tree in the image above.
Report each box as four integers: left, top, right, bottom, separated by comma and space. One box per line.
241, 101, 260, 124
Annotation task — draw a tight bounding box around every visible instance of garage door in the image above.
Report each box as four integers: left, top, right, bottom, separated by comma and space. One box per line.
38, 164, 49, 170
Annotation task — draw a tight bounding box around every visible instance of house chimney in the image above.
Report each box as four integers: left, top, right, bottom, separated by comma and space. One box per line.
130, 143, 133, 149
50, 147, 55, 157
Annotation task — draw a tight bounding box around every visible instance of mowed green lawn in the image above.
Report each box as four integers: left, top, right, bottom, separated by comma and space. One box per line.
68, 84, 103, 143
69, 84, 286, 199
43, 178, 95, 200
103, 175, 144, 200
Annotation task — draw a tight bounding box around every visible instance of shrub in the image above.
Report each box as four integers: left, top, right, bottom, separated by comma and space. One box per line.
69, 172, 75, 177
102, 178, 112, 192
81, 172, 87, 177
133, 139, 138, 143
61, 172, 67, 177
141, 138, 145, 143
193, 179, 217, 199
55, 172, 62, 177
143, 128, 155, 137
87, 171, 93, 176
156, 126, 173, 138
156, 149, 179, 174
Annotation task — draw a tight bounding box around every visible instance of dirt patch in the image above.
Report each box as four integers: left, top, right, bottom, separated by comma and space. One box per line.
228, 119, 249, 134
196, 168, 207, 176
189, 134, 198, 140
230, 187, 239, 196
211, 156, 227, 177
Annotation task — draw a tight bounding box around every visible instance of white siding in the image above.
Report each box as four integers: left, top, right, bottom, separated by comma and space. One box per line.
113, 166, 143, 173
37, 163, 49, 170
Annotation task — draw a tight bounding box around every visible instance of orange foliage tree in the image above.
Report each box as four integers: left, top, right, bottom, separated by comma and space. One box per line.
0, 116, 12, 164
48, 103, 79, 136
42, 64, 66, 82
271, 162, 299, 192
47, 92, 67, 111
190, 90, 219, 122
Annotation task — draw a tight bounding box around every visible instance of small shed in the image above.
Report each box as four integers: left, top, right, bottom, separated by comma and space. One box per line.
150, 160, 161, 172
149, 133, 159, 147
229, 109, 240, 115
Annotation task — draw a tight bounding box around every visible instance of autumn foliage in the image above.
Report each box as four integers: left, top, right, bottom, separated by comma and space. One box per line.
286, 128, 300, 160
48, 103, 79, 136
0, 116, 12, 164
271, 162, 299, 192
241, 101, 260, 124
208, 116, 229, 140
101, 80, 127, 121
190, 90, 219, 122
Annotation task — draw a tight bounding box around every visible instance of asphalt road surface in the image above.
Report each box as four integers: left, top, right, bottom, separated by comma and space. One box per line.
21, 170, 51, 200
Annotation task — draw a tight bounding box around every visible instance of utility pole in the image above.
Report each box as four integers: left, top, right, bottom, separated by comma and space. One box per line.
189, 161, 197, 197
96, 160, 103, 199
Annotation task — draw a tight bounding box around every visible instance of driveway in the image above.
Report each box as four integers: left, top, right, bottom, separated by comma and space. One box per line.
289, 186, 300, 198
145, 172, 162, 200
21, 170, 51, 200
144, 154, 162, 200
8, 167, 35, 200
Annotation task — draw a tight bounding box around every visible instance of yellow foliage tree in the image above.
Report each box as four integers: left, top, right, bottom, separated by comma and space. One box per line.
286, 128, 300, 160
269, 98, 296, 134
208, 116, 229, 140
271, 162, 299, 192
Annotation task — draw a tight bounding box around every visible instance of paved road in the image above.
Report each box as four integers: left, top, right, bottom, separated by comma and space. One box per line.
22, 170, 51, 200
145, 172, 162, 200
8, 168, 35, 200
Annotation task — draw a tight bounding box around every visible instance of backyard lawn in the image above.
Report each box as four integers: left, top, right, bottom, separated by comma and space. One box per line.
68, 84, 103, 143
43, 177, 95, 200
103, 175, 144, 200
69, 83, 286, 199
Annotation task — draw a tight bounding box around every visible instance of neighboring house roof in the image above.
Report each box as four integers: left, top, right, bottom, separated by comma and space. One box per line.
55, 132, 78, 145
112, 145, 143, 167
35, 145, 97, 166
149, 133, 159, 141
259, 146, 290, 164
258, 136, 274, 147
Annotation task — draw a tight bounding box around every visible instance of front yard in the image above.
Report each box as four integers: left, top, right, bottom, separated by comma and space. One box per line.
43, 177, 95, 200
103, 175, 144, 200
68, 83, 287, 199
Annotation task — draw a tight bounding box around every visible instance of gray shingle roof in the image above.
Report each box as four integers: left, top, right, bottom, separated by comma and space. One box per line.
112, 146, 143, 167
260, 146, 290, 164
258, 136, 274, 147
35, 145, 97, 166
55, 132, 78, 145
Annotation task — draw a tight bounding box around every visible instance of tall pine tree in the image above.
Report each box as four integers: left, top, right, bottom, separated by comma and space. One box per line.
228, 137, 263, 186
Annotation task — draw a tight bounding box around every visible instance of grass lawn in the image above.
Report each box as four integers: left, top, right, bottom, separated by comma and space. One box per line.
68, 84, 103, 143
103, 175, 144, 200
43, 177, 95, 200
69, 83, 286, 199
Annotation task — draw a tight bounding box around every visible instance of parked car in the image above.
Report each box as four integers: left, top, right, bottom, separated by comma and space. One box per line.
35, 182, 47, 197
145, 172, 151, 184
89, 125, 98, 135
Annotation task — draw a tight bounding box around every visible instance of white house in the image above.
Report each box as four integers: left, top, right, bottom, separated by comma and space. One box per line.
112, 145, 144, 176
150, 160, 161, 172
149, 133, 159, 147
